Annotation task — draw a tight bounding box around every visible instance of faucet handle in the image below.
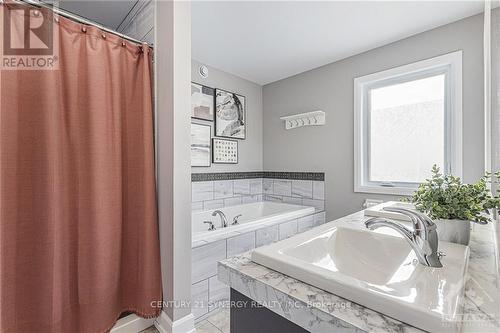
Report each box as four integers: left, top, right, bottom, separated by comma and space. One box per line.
232, 214, 242, 225
383, 206, 420, 223
203, 221, 216, 231
383, 207, 436, 229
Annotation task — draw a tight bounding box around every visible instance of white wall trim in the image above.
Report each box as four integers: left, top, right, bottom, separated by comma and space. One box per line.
110, 314, 154, 333
155, 0, 193, 323
154, 311, 195, 333
354, 51, 463, 196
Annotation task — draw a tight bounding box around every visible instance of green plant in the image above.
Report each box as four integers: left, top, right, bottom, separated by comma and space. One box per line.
408, 165, 500, 223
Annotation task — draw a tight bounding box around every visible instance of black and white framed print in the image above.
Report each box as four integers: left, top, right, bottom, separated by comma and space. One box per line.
191, 82, 215, 121
212, 138, 238, 164
215, 88, 246, 139
191, 123, 211, 167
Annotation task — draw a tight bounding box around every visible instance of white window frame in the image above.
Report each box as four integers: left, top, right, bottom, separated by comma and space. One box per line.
354, 51, 463, 196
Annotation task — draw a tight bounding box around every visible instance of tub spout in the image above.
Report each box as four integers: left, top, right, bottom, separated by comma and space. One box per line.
212, 210, 228, 228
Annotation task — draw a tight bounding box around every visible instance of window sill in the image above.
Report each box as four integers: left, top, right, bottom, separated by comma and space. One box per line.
354, 184, 416, 196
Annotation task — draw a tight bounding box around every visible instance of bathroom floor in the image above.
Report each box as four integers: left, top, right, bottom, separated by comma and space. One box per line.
193, 309, 230, 333
140, 308, 230, 333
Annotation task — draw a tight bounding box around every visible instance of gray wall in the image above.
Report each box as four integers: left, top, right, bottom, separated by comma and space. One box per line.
192, 60, 263, 173
263, 14, 484, 220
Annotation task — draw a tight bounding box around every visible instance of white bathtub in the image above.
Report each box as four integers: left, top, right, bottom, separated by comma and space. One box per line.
192, 201, 315, 244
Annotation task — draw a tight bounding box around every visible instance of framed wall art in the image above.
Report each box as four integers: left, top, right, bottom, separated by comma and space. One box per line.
215, 88, 246, 139
191, 82, 215, 121
191, 123, 211, 167
212, 138, 238, 164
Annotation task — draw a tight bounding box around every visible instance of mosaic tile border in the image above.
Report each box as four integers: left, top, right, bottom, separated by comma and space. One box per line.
264, 171, 324, 181
192, 172, 264, 182
192, 171, 324, 182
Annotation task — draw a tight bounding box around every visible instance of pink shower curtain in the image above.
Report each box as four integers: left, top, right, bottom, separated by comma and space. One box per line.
0, 3, 162, 332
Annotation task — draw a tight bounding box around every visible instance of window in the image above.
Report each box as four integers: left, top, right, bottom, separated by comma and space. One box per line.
354, 51, 462, 195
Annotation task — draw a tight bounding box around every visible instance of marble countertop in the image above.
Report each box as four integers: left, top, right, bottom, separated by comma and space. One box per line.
217, 210, 500, 333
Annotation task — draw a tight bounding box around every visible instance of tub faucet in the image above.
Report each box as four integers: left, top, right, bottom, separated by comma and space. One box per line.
212, 210, 228, 228
232, 214, 242, 225
203, 221, 216, 231
365, 207, 443, 268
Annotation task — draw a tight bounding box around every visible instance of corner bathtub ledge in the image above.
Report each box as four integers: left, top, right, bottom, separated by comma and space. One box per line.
192, 202, 319, 247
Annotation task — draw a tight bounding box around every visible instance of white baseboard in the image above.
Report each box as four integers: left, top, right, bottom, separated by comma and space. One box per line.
110, 314, 154, 333
155, 311, 195, 333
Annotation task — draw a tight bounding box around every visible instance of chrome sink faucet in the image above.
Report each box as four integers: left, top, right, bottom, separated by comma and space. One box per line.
212, 210, 228, 228
365, 207, 443, 268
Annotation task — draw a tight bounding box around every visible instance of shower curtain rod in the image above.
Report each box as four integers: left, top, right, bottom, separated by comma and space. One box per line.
11, 0, 153, 48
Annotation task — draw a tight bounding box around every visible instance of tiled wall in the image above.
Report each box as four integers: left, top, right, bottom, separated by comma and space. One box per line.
190, 171, 326, 321
192, 172, 325, 212
191, 210, 326, 321
192, 178, 264, 212
263, 178, 324, 212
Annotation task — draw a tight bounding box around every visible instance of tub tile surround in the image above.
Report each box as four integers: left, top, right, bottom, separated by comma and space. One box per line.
241, 194, 262, 204
214, 181, 234, 199
227, 232, 255, 257
192, 181, 215, 202
223, 197, 242, 207
218, 211, 500, 333
192, 240, 227, 284
292, 179, 313, 198
274, 179, 292, 196
297, 214, 314, 233
255, 225, 279, 247
204, 199, 224, 210
233, 179, 251, 195
263, 178, 273, 194
191, 171, 326, 322
191, 208, 326, 322
249, 178, 263, 195
283, 196, 302, 205
314, 212, 326, 227
192, 172, 326, 213
313, 180, 325, 200
278, 219, 298, 240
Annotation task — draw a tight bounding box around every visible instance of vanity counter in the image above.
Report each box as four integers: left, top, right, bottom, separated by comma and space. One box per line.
217, 210, 500, 333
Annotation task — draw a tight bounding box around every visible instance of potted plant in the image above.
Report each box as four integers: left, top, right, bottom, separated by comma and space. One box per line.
408, 165, 499, 245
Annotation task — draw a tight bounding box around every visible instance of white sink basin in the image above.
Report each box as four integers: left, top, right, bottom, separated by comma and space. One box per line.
251, 225, 470, 333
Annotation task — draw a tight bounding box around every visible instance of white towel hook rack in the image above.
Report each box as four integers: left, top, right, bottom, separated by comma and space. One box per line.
280, 110, 325, 130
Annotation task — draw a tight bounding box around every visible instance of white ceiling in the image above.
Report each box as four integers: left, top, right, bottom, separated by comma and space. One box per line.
49, 0, 137, 30
45, 1, 485, 86
192, 1, 484, 85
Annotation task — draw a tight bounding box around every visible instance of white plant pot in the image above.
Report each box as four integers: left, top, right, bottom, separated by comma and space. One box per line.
434, 219, 471, 245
